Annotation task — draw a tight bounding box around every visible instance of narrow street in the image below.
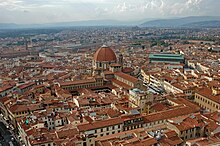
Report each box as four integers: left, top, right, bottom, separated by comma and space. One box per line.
0, 121, 20, 146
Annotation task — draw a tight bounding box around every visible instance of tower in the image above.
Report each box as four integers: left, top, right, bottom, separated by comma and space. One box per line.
118, 53, 123, 68
25, 39, 28, 50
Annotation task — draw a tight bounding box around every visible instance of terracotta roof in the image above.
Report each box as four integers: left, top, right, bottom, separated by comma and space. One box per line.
9, 104, 29, 113
77, 117, 123, 132
160, 135, 183, 145
196, 87, 220, 104
165, 130, 178, 138
17, 82, 35, 90
173, 117, 200, 131
103, 70, 114, 75
0, 85, 14, 92
111, 79, 132, 90
0, 96, 11, 104
114, 72, 138, 83
57, 128, 79, 139
150, 103, 169, 112
166, 96, 200, 110
59, 78, 96, 86
143, 105, 199, 123
93, 46, 117, 62
122, 67, 134, 73
203, 111, 220, 123
110, 63, 121, 67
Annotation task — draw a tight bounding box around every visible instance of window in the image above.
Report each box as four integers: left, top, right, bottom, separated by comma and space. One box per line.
106, 133, 109, 135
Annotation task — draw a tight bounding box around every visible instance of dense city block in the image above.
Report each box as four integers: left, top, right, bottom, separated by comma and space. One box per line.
0, 26, 220, 146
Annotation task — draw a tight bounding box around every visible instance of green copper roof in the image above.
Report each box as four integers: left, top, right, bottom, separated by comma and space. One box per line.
149, 53, 184, 60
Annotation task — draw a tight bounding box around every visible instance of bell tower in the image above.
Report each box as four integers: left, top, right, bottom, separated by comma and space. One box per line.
118, 53, 123, 68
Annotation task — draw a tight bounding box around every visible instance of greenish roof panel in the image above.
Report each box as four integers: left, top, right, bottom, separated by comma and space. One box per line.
149, 53, 184, 60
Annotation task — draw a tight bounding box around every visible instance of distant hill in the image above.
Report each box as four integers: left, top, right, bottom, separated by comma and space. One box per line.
46, 19, 137, 27
141, 16, 220, 28
0, 19, 144, 29
0, 23, 18, 29
182, 20, 220, 28
1, 16, 220, 29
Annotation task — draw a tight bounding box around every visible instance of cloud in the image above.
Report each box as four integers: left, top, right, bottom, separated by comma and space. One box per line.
114, 1, 138, 14
142, 0, 165, 14
186, 0, 202, 10
168, 0, 203, 15
144, 0, 163, 9
0, 0, 23, 10
0, 0, 218, 24
141, 0, 204, 16
116, 2, 127, 12
23, 10, 29, 13
95, 7, 109, 17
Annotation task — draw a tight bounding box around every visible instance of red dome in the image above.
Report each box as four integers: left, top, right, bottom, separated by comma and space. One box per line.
94, 45, 117, 62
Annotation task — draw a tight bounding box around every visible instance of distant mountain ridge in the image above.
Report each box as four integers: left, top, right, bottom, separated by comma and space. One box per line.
141, 16, 220, 28
182, 20, 220, 28
0, 16, 220, 29
0, 23, 18, 28
0, 19, 146, 29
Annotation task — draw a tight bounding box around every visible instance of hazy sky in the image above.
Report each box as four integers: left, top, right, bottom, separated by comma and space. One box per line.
0, 0, 219, 24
